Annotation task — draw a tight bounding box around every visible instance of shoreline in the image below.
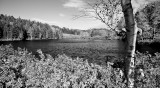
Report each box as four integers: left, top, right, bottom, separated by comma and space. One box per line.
0, 38, 60, 42
0, 38, 117, 42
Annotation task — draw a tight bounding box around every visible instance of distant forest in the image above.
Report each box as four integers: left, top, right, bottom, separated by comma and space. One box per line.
0, 14, 63, 41
1, 0, 159, 41
0, 14, 118, 41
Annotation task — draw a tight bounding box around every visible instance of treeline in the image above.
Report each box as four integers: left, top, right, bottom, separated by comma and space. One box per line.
62, 27, 119, 40
135, 1, 160, 40
0, 14, 62, 41
61, 27, 81, 35
89, 28, 117, 39
79, 28, 118, 40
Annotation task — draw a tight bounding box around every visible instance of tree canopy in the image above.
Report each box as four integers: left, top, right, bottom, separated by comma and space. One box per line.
135, 1, 160, 40
0, 14, 63, 41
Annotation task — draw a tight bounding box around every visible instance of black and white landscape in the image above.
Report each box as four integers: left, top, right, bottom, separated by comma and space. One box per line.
0, 0, 160, 88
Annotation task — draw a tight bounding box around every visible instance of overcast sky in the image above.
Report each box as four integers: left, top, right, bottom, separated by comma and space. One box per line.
0, 0, 108, 30
0, 0, 157, 30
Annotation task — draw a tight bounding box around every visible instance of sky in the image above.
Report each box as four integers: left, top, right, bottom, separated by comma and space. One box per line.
0, 0, 108, 30
0, 0, 158, 30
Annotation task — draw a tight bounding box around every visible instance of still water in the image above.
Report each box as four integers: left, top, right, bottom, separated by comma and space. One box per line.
0, 39, 126, 62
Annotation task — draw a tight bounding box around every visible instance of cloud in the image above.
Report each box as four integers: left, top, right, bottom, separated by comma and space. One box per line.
59, 13, 65, 17
63, 0, 86, 8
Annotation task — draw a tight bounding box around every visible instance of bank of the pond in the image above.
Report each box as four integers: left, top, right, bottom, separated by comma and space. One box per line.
0, 38, 59, 42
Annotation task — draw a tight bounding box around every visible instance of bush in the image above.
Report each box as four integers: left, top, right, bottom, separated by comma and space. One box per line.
0, 44, 125, 88
0, 44, 160, 88
135, 52, 160, 88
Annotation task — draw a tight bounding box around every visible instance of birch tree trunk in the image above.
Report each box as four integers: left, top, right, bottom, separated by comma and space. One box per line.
121, 0, 137, 87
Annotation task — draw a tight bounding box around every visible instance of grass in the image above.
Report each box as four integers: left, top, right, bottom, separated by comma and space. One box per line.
0, 44, 160, 88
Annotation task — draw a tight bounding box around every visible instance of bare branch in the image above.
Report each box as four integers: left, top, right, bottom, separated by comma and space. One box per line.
73, 0, 122, 31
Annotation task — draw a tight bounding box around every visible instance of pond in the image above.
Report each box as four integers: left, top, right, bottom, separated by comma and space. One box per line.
0, 39, 126, 63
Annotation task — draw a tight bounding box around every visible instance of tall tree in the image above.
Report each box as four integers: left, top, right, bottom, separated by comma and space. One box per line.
121, 0, 137, 87
76, 0, 136, 87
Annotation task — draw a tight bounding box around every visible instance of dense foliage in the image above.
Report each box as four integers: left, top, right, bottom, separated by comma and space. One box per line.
61, 27, 81, 35
135, 1, 160, 40
0, 14, 120, 40
0, 44, 160, 88
135, 52, 160, 88
0, 45, 124, 88
62, 28, 119, 40
89, 28, 117, 40
0, 14, 62, 41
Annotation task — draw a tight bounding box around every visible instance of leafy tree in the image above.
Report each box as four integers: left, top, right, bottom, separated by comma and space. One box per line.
0, 21, 4, 39
12, 27, 20, 39
135, 1, 160, 40
22, 30, 28, 41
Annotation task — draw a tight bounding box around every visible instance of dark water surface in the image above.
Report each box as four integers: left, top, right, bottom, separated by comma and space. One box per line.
0, 39, 126, 63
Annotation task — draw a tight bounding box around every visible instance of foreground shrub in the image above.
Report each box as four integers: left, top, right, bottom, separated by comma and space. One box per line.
0, 44, 160, 88
135, 52, 160, 88
0, 44, 125, 88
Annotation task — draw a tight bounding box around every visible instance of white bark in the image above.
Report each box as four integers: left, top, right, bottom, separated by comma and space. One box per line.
121, 0, 137, 87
